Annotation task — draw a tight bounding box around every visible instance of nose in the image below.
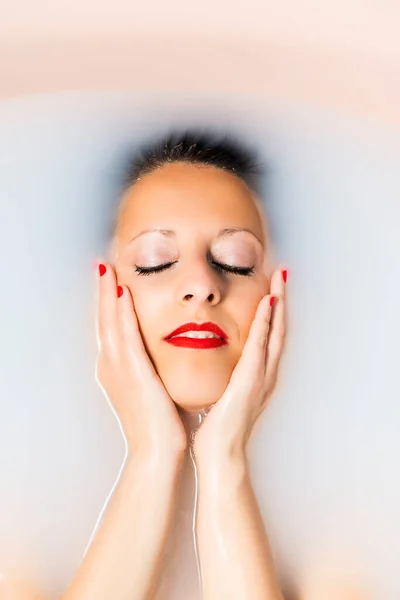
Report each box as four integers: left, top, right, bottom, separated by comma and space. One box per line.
179, 262, 222, 306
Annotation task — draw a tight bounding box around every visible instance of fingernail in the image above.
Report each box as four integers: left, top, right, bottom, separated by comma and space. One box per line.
282, 269, 288, 283
117, 285, 123, 298
99, 264, 106, 277
270, 296, 275, 307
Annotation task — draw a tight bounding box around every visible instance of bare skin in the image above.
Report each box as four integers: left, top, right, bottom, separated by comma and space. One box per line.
110, 162, 273, 412
193, 267, 287, 600
58, 259, 286, 600
60, 262, 187, 600
6, 163, 287, 599
0, 577, 47, 600
3, 163, 368, 600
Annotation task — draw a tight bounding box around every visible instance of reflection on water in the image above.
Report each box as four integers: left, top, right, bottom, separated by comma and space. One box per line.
173, 404, 215, 599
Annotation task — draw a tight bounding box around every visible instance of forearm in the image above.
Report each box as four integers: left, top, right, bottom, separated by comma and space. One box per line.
196, 451, 284, 600
61, 449, 184, 600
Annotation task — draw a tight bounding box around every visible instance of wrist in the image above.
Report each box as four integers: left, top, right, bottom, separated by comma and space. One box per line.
194, 434, 248, 467
195, 443, 249, 482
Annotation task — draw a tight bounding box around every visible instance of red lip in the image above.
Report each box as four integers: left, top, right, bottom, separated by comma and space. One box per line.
165, 336, 227, 349
165, 321, 228, 341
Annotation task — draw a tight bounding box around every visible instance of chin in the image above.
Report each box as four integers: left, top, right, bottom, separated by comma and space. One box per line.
154, 357, 235, 412
164, 378, 227, 412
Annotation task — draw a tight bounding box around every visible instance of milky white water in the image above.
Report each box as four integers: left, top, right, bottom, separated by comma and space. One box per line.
0, 91, 399, 599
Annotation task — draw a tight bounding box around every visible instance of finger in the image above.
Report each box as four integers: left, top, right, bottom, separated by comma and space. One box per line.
116, 283, 157, 380
233, 293, 274, 382
95, 261, 119, 353
265, 267, 287, 381
254, 294, 275, 351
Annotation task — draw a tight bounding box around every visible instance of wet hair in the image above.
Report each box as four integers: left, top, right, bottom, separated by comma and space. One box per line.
111, 128, 267, 239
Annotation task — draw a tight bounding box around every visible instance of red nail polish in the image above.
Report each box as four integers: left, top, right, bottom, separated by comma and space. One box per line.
270, 296, 275, 307
99, 264, 106, 277
117, 285, 123, 298
282, 269, 288, 283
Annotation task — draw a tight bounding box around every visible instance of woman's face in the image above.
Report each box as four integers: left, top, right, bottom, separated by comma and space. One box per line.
109, 162, 272, 411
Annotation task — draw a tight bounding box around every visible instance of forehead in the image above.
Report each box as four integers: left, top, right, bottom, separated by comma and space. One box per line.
115, 162, 267, 245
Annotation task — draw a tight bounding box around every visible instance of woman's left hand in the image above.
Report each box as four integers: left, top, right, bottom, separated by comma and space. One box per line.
194, 266, 287, 461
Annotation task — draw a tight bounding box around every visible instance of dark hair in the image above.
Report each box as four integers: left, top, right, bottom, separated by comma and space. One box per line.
112, 128, 267, 238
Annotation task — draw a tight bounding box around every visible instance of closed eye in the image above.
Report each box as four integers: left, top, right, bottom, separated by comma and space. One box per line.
134, 260, 255, 277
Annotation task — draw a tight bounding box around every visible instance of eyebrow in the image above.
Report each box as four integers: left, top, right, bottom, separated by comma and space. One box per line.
129, 227, 263, 246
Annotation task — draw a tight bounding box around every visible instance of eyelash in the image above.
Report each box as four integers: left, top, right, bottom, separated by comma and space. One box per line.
134, 261, 255, 277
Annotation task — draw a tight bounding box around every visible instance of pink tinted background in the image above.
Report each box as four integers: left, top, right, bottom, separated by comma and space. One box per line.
1, 0, 399, 126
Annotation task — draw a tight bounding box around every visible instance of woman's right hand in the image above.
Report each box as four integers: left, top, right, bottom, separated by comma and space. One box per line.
94, 260, 187, 458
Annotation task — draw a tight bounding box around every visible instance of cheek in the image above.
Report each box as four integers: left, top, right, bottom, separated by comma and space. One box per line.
237, 316, 253, 350
130, 289, 160, 329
